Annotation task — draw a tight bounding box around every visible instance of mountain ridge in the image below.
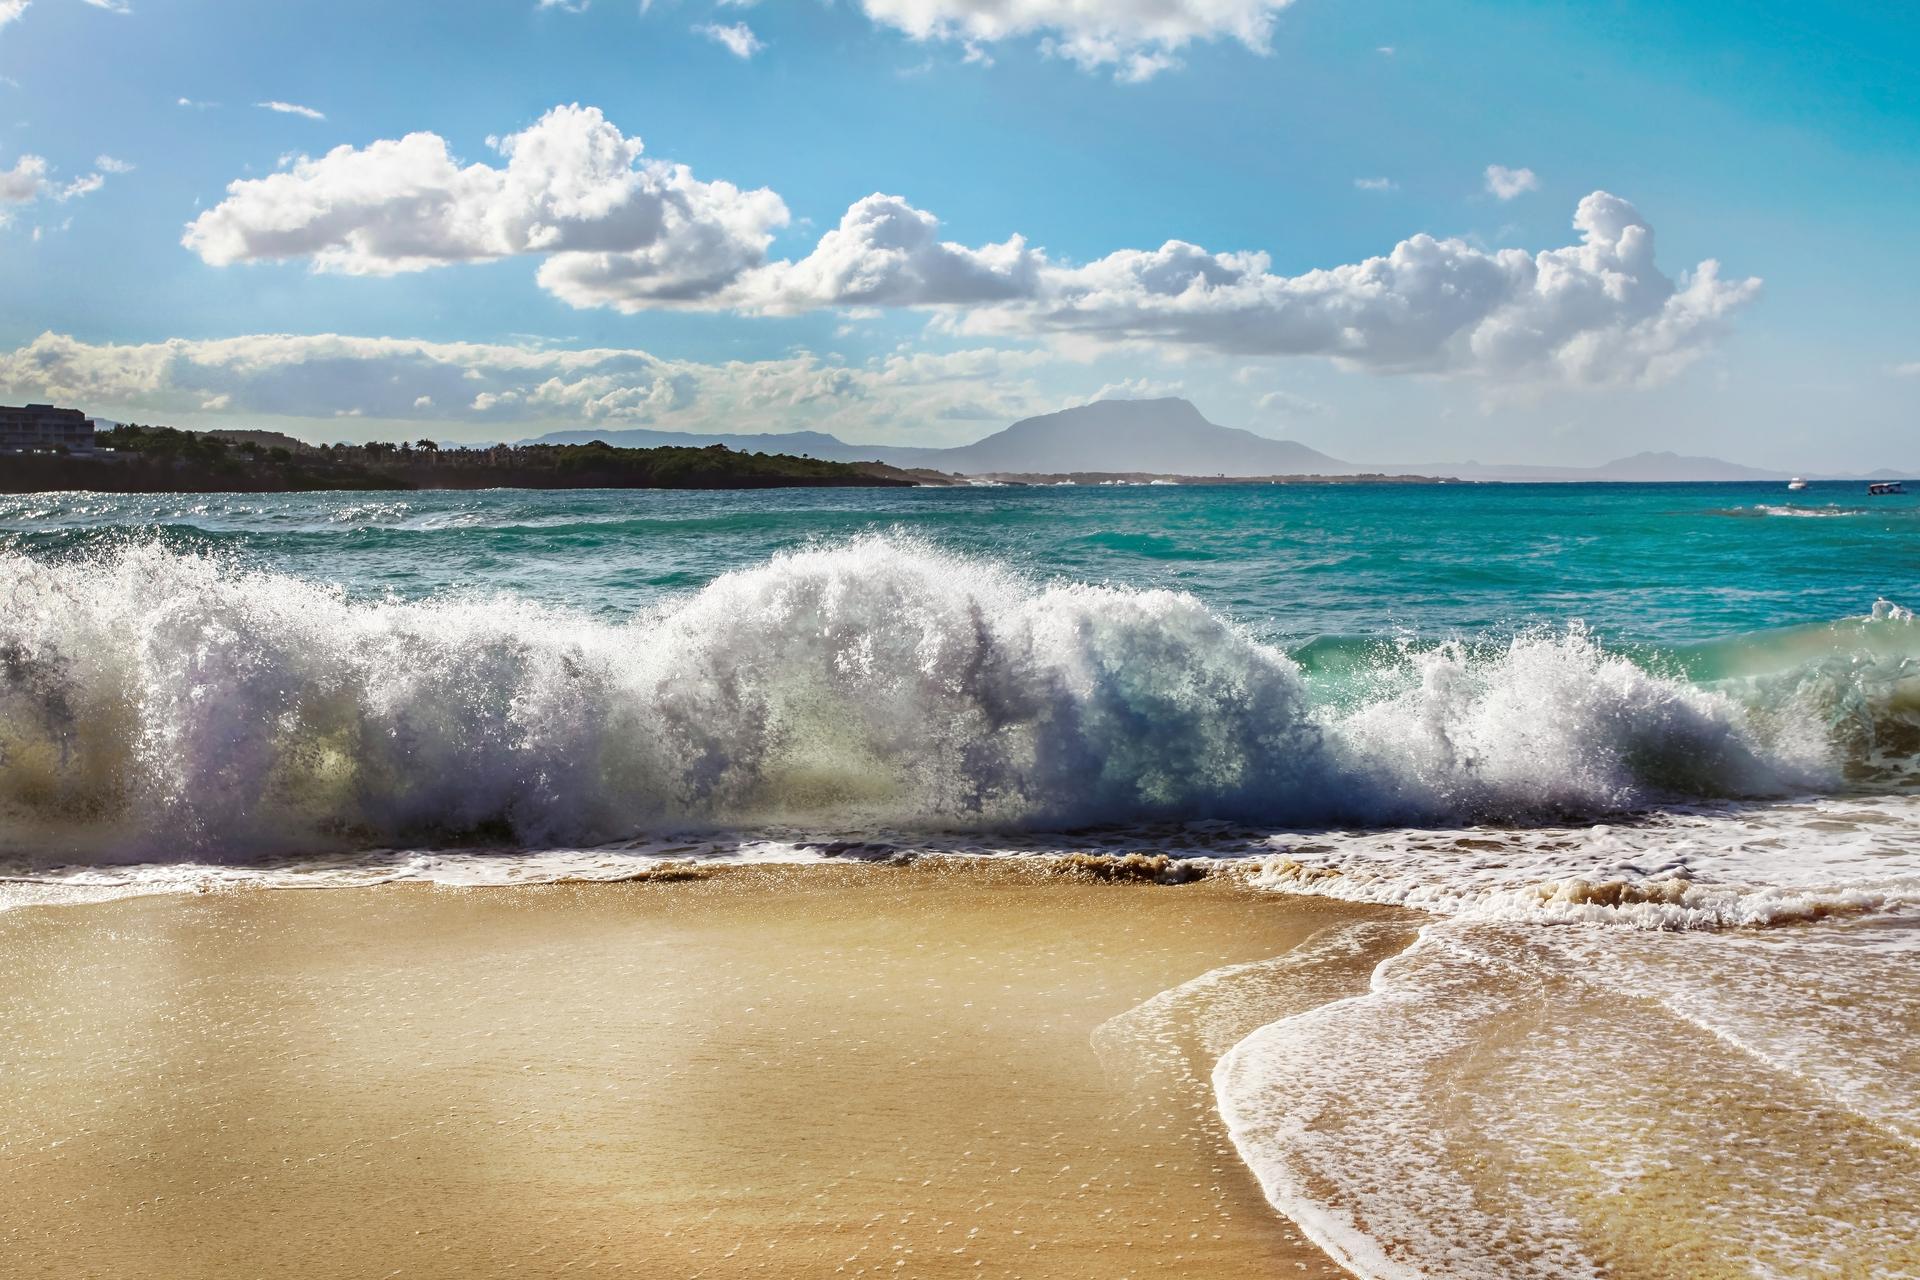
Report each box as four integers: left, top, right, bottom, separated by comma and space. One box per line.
523, 398, 1899, 482
526, 398, 1352, 476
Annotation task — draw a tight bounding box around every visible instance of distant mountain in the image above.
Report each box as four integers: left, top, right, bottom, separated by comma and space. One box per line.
1592, 451, 1789, 482
525, 398, 1355, 476
890, 398, 1353, 476
522, 400, 1889, 483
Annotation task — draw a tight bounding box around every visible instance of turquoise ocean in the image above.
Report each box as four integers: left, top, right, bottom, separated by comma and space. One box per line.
3, 479, 1918, 1277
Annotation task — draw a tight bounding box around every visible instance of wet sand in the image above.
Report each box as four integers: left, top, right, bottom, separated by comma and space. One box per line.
0, 860, 1409, 1279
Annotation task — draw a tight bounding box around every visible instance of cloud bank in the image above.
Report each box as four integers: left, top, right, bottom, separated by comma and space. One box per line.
184, 106, 1759, 386
0, 331, 1056, 435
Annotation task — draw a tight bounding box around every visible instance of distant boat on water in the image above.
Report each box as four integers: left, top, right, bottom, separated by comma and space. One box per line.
1787, 477, 1809, 490
1867, 481, 1906, 496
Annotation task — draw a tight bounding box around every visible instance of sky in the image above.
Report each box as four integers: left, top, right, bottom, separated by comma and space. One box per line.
1, 0, 1916, 470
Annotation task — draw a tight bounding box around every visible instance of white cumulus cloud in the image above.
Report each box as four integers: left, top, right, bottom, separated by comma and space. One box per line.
185, 104, 790, 301
856, 0, 1295, 79
981, 191, 1759, 386
0, 153, 46, 204
183, 106, 1757, 387
1485, 164, 1539, 200
0, 0, 28, 29
726, 193, 1042, 314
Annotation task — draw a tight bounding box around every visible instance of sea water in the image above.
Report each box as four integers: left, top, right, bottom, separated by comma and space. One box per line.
3, 480, 1917, 1277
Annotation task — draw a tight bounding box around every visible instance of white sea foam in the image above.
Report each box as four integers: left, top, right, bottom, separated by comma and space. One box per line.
1248, 797, 1920, 929
3, 537, 1886, 863
1213, 918, 1920, 1280
1214, 925, 1606, 1280
1737, 503, 1869, 518
0, 837, 830, 912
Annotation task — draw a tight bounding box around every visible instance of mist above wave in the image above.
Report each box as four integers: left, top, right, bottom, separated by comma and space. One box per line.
0, 537, 1889, 860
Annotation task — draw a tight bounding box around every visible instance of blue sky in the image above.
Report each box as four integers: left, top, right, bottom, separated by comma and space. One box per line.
2, 0, 1916, 468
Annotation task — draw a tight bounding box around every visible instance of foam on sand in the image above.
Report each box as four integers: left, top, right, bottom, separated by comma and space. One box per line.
1213, 918, 1920, 1280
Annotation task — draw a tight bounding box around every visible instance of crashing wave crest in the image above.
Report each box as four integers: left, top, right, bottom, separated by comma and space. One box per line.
0, 538, 1898, 859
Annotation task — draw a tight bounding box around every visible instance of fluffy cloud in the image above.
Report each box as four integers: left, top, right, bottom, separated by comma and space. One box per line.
1485, 164, 1539, 200
185, 106, 1756, 386
0, 153, 46, 204
988, 192, 1760, 385
694, 21, 762, 58
728, 194, 1042, 314
185, 105, 790, 300
0, 331, 1057, 437
856, 0, 1295, 79
543, 194, 1036, 316
2, 151, 119, 225
545, 191, 1041, 314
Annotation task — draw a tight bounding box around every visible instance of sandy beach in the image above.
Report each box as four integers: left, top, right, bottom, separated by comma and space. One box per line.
0, 860, 1413, 1279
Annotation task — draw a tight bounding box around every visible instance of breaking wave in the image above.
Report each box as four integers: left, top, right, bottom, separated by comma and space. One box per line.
1, 538, 1912, 861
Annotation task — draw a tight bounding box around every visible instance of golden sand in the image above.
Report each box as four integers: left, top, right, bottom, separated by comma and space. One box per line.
0, 860, 1406, 1278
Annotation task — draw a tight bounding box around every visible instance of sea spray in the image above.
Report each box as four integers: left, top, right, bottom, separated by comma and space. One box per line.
0, 537, 1874, 859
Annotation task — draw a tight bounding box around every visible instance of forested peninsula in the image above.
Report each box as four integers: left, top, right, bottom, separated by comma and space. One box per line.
1, 425, 931, 493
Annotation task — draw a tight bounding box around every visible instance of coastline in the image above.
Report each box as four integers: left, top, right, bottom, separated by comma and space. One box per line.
0, 861, 1409, 1279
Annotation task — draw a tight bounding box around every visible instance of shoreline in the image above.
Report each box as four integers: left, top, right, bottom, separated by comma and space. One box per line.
0, 861, 1411, 1279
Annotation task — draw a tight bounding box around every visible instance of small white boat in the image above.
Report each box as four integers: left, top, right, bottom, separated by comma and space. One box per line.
1787, 477, 1808, 491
